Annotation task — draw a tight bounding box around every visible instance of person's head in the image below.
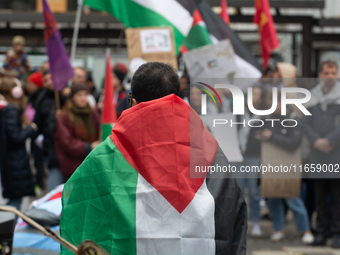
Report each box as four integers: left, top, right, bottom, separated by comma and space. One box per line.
41, 61, 50, 72
130, 62, 180, 106
0, 77, 27, 124
319, 60, 339, 87
42, 71, 54, 90
86, 72, 95, 90
189, 86, 202, 109
70, 83, 89, 108
272, 63, 297, 87
0, 77, 16, 101
12, 35, 25, 54
112, 63, 127, 93
25, 72, 43, 94
72, 67, 87, 84
180, 75, 189, 93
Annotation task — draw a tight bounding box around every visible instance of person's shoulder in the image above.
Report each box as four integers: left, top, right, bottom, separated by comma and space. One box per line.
84, 137, 116, 161
4, 103, 20, 114
70, 138, 116, 180
58, 111, 70, 124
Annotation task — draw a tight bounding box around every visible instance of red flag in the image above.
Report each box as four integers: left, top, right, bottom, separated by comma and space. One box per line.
220, 0, 230, 24
101, 49, 117, 140
254, 0, 279, 68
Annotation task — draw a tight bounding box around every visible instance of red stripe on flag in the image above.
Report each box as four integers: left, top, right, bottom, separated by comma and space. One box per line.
48, 192, 62, 201
102, 51, 117, 123
220, 0, 230, 24
110, 95, 218, 213
192, 9, 204, 26
180, 45, 189, 53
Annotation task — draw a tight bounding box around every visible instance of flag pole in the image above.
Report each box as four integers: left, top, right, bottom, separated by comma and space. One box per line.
70, 0, 83, 64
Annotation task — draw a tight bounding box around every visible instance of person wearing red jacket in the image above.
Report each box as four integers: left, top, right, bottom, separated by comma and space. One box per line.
54, 83, 100, 180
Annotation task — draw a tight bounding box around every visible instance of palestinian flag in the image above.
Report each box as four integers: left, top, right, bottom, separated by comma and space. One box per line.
101, 50, 116, 141
181, 0, 263, 78
83, 0, 193, 54
181, 9, 211, 52
60, 94, 247, 255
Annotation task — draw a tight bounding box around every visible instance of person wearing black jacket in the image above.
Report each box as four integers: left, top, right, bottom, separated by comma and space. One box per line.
0, 77, 37, 210
302, 60, 340, 247
33, 71, 66, 192
260, 91, 314, 244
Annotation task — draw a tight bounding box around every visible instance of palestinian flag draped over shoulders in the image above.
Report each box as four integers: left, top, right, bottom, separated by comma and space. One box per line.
60, 94, 247, 255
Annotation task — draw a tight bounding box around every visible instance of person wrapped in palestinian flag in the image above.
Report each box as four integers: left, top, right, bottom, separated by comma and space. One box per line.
60, 62, 247, 255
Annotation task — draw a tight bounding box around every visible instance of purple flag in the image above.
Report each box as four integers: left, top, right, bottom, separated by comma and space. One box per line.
43, 0, 74, 91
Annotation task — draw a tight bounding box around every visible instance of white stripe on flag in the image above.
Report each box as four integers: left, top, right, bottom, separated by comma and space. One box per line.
234, 54, 262, 79
136, 175, 215, 255
210, 34, 262, 79
132, 0, 193, 36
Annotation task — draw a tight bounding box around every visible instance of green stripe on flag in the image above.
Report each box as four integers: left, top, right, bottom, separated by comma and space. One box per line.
60, 137, 139, 255
83, 0, 184, 54
101, 123, 113, 141
182, 24, 212, 50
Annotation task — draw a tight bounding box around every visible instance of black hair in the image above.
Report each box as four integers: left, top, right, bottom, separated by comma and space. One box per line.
131, 62, 180, 103
42, 70, 50, 77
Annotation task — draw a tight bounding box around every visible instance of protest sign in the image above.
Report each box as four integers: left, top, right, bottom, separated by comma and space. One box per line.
125, 27, 178, 69
183, 39, 237, 81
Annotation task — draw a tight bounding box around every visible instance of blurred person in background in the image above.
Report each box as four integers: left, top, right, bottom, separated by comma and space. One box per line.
112, 63, 129, 118
25, 72, 43, 113
54, 83, 100, 181
86, 72, 101, 103
0, 77, 37, 210
72, 67, 87, 84
72, 67, 97, 108
25, 71, 45, 189
41, 61, 50, 73
236, 86, 264, 237
33, 70, 66, 192
271, 63, 297, 87
216, 88, 232, 113
179, 74, 190, 103
261, 90, 314, 244
302, 60, 340, 248
3, 36, 32, 79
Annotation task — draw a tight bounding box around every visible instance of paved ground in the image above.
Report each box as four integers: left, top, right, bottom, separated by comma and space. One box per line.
247, 209, 340, 255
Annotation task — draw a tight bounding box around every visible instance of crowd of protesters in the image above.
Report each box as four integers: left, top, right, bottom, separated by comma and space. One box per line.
0, 36, 129, 208
195, 59, 339, 248
1, 35, 340, 248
